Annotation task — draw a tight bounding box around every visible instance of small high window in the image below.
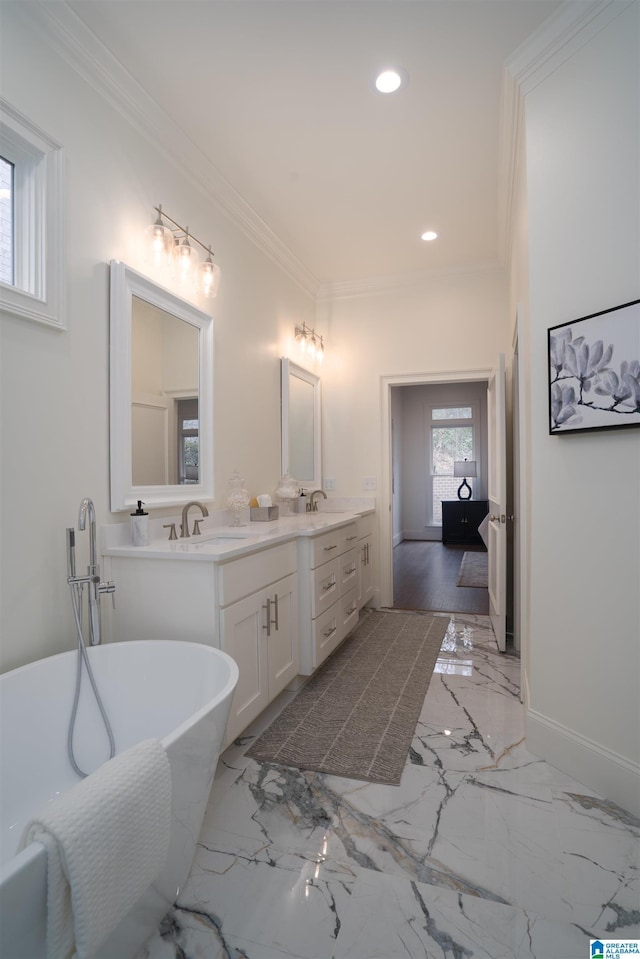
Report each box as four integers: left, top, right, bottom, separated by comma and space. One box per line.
0, 156, 15, 285
0, 99, 65, 329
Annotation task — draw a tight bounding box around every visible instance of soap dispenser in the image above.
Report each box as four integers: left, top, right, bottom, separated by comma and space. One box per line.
130, 500, 149, 547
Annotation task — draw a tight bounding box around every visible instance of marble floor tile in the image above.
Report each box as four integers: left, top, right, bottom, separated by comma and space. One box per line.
142, 613, 640, 959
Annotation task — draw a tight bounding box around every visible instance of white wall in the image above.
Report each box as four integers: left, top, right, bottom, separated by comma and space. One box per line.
523, 3, 640, 813
320, 269, 509, 497
0, 8, 315, 672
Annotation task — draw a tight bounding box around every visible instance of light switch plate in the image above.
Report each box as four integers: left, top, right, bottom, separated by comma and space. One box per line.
363, 477, 377, 490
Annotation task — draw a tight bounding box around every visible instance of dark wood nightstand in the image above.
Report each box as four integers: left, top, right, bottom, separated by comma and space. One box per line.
441, 500, 489, 546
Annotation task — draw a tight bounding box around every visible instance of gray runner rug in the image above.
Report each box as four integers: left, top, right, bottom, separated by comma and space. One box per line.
456, 551, 488, 588
246, 609, 448, 785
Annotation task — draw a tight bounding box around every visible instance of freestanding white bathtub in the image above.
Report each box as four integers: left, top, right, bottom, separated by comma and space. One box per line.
0, 640, 239, 959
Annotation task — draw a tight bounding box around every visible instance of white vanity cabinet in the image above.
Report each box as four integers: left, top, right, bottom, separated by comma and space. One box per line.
216, 542, 299, 744
357, 511, 376, 609
298, 521, 360, 675
103, 509, 375, 745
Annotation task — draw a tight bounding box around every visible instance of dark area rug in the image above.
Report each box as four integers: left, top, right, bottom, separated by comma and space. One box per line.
246, 609, 448, 785
456, 551, 488, 588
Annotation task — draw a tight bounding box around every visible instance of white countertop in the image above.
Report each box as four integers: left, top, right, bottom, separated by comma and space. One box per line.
103, 508, 374, 563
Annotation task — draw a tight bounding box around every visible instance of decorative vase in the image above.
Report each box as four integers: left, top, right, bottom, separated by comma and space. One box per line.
275, 473, 299, 515
226, 469, 250, 526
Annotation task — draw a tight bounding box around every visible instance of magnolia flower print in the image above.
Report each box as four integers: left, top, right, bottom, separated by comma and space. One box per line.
551, 382, 581, 429
550, 326, 639, 429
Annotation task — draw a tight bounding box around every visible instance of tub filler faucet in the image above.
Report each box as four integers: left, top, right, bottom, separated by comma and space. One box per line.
67, 497, 115, 645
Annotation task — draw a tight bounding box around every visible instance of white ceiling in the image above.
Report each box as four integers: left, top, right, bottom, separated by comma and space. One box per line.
67, 0, 562, 292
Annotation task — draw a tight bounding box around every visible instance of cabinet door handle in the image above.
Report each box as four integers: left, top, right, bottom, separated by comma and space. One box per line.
347, 535, 358, 542
365, 543, 370, 565
323, 625, 337, 639
324, 544, 338, 552
263, 598, 271, 637
346, 604, 357, 617
273, 593, 279, 631
323, 578, 336, 592
345, 566, 356, 576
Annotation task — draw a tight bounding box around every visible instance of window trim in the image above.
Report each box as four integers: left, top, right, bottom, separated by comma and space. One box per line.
0, 99, 66, 330
428, 402, 479, 525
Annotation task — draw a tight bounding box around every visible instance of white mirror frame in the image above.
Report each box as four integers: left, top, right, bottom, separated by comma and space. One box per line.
281, 357, 322, 490
110, 260, 214, 511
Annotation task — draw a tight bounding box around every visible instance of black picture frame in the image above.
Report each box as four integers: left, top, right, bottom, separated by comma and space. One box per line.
548, 298, 640, 435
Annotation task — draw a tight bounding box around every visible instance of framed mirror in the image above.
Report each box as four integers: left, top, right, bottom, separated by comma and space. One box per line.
281, 357, 321, 490
110, 260, 214, 511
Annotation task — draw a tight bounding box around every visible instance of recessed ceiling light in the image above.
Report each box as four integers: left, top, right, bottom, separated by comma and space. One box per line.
421, 230, 438, 242
374, 67, 408, 94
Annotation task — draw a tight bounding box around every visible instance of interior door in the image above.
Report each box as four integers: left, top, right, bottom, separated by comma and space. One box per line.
487, 354, 507, 651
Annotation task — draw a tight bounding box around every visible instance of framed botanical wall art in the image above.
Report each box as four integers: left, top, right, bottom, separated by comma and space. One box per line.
548, 299, 640, 435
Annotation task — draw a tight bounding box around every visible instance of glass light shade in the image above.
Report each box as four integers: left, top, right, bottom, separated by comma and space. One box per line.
296, 326, 309, 353
173, 235, 200, 281
453, 459, 477, 478
145, 217, 174, 267
198, 255, 221, 298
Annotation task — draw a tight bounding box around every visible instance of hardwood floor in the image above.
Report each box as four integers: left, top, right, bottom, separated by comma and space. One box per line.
392, 540, 489, 615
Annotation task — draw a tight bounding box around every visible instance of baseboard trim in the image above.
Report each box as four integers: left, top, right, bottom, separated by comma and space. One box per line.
526, 707, 640, 817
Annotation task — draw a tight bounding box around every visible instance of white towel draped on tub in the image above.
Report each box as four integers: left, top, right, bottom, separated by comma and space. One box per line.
19, 738, 172, 959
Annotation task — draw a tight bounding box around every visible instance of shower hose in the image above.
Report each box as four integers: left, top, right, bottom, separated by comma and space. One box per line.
67, 579, 116, 778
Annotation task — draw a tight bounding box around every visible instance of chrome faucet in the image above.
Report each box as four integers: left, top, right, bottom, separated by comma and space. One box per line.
307, 489, 327, 513
180, 501, 209, 538
69, 497, 115, 645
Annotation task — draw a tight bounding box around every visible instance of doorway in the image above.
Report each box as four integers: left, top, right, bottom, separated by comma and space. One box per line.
379, 370, 492, 610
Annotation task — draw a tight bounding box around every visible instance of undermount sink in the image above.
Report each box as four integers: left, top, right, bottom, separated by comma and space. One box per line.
192, 530, 253, 546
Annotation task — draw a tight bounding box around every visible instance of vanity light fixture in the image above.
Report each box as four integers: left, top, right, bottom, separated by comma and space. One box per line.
295, 321, 325, 363
145, 204, 221, 298
421, 230, 438, 241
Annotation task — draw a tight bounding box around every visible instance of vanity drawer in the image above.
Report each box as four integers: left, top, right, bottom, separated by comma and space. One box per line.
340, 523, 359, 553
313, 604, 341, 668
338, 548, 358, 593
311, 522, 358, 567
311, 558, 339, 618
217, 541, 297, 606
311, 529, 342, 568
339, 586, 359, 638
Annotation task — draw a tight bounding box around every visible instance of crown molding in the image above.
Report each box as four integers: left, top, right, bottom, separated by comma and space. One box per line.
15, 1, 320, 298
505, 0, 635, 94
316, 263, 507, 302
496, 0, 634, 275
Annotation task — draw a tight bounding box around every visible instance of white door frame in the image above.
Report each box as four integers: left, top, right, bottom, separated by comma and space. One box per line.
380, 368, 492, 608
512, 305, 529, 699
487, 354, 507, 651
